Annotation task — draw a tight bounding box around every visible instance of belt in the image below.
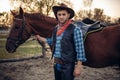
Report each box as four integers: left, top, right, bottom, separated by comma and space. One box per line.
54, 58, 64, 64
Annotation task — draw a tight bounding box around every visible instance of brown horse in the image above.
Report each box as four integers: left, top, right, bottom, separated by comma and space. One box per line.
6, 7, 120, 68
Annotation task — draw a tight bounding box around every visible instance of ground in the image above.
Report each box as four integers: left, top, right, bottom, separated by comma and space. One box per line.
0, 57, 120, 80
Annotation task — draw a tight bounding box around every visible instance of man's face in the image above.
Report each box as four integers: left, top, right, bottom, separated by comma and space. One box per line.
57, 10, 70, 24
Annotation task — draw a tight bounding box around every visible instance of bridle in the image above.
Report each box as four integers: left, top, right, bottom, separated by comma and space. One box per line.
7, 16, 30, 47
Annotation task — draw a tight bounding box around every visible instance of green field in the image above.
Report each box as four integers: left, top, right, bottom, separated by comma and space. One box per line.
0, 34, 42, 59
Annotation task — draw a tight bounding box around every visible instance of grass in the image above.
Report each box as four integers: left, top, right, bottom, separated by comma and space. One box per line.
0, 34, 8, 38
0, 40, 6, 46
0, 35, 42, 59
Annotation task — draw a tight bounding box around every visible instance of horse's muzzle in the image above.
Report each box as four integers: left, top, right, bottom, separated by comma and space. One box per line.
5, 42, 17, 53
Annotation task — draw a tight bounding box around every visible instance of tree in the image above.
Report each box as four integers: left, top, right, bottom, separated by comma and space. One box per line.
13, 0, 58, 16
42, 0, 57, 16
93, 8, 104, 21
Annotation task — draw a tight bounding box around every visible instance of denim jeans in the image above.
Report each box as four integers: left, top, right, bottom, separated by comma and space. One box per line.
54, 63, 75, 80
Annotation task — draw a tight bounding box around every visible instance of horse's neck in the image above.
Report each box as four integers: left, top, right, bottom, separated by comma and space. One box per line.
25, 13, 57, 37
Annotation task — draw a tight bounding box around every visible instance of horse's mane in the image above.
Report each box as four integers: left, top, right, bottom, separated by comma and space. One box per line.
24, 13, 57, 25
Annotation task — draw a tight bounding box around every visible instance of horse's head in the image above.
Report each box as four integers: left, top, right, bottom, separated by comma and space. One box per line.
6, 7, 31, 53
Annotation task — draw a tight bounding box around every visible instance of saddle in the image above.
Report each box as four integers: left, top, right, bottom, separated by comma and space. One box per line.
73, 19, 104, 41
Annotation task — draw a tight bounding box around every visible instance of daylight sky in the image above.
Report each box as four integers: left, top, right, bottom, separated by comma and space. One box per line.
71, 0, 120, 18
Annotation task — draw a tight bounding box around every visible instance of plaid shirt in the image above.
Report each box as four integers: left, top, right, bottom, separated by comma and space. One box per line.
47, 27, 86, 62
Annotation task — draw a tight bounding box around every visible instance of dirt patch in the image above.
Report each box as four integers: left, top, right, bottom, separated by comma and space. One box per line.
0, 57, 120, 80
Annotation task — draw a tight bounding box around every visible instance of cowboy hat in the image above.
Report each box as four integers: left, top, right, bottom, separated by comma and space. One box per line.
52, 3, 75, 19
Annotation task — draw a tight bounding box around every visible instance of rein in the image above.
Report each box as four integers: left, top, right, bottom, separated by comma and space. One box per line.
7, 17, 30, 47
7, 15, 41, 47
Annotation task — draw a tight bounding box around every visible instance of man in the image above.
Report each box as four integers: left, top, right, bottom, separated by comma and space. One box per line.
35, 3, 86, 80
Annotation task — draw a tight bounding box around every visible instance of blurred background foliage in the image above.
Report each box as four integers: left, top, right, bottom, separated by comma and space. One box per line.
0, 0, 120, 29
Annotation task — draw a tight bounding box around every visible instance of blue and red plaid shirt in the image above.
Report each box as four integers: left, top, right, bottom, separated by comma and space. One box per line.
47, 27, 86, 62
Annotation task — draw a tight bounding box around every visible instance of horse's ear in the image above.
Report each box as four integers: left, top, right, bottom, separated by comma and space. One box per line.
10, 10, 16, 16
19, 7, 24, 16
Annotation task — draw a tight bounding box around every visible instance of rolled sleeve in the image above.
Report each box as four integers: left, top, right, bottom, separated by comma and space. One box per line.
46, 38, 53, 46
74, 27, 87, 62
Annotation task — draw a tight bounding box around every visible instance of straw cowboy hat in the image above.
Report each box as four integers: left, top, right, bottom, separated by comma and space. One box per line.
52, 3, 75, 19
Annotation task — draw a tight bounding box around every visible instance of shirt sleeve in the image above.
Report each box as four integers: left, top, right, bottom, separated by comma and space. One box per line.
74, 27, 87, 62
46, 38, 53, 46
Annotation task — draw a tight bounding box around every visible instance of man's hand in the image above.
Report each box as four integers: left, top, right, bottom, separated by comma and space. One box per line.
35, 35, 46, 43
73, 61, 83, 77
